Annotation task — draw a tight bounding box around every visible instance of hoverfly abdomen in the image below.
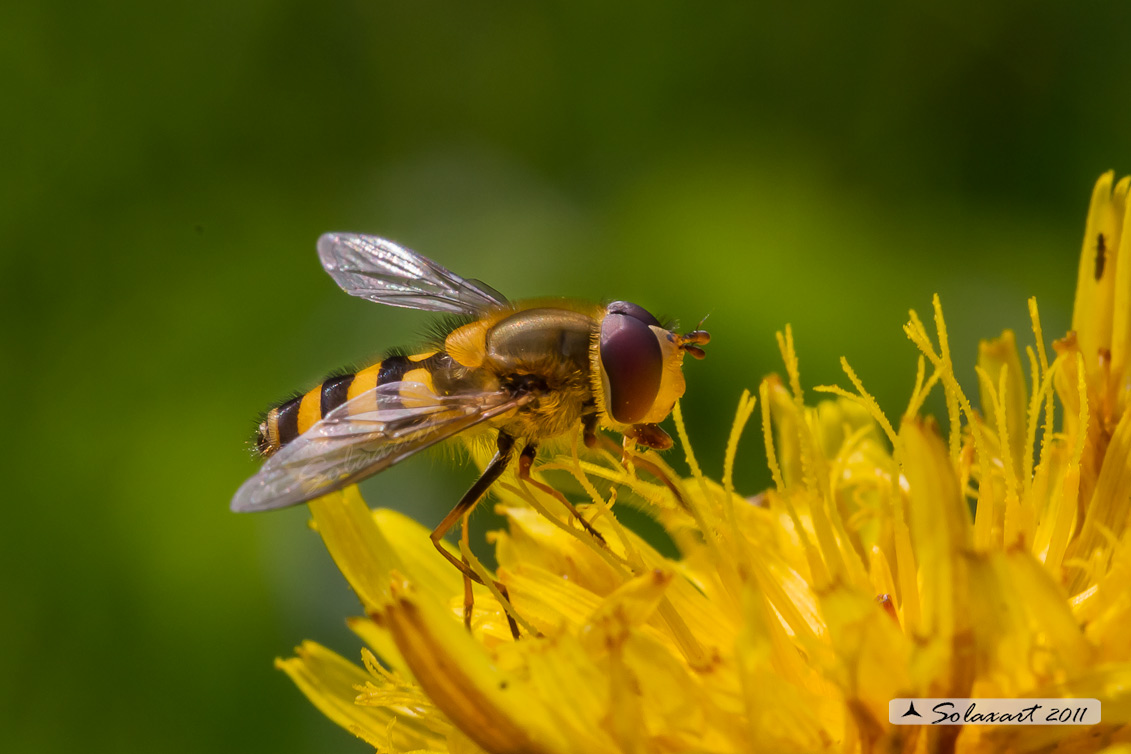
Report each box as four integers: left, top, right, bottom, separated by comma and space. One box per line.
256, 394, 303, 456
256, 393, 319, 457
376, 354, 412, 384
255, 353, 428, 457
320, 373, 355, 416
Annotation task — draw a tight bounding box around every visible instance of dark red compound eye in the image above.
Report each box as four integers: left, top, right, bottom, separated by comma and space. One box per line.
600, 301, 664, 424
606, 300, 662, 328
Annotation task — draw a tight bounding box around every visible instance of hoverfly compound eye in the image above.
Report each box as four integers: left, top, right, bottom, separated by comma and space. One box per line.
606, 300, 662, 328
600, 302, 664, 424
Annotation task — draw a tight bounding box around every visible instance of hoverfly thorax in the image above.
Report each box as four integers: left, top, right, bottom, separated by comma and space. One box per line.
596, 301, 710, 445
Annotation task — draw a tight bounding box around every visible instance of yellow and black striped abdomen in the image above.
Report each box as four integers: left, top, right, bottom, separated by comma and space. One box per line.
255, 352, 436, 457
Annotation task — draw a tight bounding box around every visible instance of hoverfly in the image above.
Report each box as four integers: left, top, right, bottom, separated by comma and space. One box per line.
232, 234, 708, 627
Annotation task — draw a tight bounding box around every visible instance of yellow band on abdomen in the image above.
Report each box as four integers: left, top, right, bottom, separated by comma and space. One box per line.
297, 388, 322, 434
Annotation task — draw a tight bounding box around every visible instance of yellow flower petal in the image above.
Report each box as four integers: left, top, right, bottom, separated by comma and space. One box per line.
276, 640, 450, 752
307, 487, 401, 612
384, 580, 570, 754
977, 329, 1028, 481
1074, 171, 1130, 378
899, 418, 971, 649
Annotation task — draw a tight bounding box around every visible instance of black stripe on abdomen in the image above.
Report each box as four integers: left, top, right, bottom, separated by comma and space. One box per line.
275, 395, 302, 446
377, 354, 411, 384
320, 373, 355, 416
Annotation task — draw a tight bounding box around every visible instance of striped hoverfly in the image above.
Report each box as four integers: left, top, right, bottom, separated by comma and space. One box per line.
232, 234, 709, 624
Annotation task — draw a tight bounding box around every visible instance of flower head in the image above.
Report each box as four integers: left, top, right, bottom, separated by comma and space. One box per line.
275, 172, 1131, 753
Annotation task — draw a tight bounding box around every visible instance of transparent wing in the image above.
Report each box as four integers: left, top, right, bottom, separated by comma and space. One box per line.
317, 232, 509, 316
231, 382, 529, 512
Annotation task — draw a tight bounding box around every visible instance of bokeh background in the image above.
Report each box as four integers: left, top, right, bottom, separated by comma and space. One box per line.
5, 2, 1131, 752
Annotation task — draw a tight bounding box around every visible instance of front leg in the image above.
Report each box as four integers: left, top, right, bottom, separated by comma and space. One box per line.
600, 433, 692, 515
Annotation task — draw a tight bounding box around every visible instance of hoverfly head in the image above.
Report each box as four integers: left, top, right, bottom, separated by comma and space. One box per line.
597, 301, 700, 429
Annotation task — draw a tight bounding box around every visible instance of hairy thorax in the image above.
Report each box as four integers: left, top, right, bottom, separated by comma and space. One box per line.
482, 306, 597, 441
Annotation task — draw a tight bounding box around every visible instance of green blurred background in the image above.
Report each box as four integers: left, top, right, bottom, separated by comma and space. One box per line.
4, 2, 1130, 751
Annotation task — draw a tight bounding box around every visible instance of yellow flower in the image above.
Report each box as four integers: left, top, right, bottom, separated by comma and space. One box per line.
275, 172, 1131, 753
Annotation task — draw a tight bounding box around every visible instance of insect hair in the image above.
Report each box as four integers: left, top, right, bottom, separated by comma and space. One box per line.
247, 390, 304, 457
422, 313, 476, 348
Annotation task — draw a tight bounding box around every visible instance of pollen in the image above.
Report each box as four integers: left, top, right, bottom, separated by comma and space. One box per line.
270, 173, 1131, 753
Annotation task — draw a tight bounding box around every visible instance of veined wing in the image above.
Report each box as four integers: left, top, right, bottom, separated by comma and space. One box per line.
317, 233, 510, 316
231, 382, 529, 512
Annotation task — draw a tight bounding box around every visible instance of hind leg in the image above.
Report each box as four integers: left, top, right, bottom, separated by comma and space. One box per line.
430, 432, 521, 638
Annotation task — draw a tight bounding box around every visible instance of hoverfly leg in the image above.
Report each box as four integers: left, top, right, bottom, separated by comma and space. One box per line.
624, 452, 693, 514
429, 432, 521, 639
460, 510, 474, 630
517, 443, 606, 545
601, 434, 693, 515
582, 412, 599, 448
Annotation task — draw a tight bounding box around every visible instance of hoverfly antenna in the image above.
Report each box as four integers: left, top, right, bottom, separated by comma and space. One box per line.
678, 322, 710, 360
